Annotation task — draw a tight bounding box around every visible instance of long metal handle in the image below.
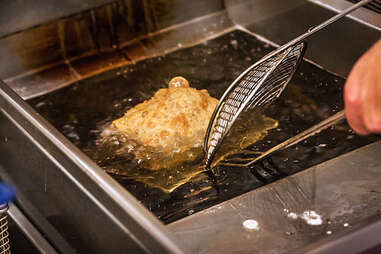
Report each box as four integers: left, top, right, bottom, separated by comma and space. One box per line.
252, 0, 373, 66
230, 110, 346, 167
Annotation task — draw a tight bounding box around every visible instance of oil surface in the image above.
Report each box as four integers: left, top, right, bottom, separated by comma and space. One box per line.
29, 30, 379, 223
89, 111, 277, 192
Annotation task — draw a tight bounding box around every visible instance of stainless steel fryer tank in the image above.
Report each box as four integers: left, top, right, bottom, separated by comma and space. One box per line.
0, 0, 381, 253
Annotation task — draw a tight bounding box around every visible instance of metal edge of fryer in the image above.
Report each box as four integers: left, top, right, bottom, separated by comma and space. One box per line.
308, 0, 381, 31
0, 79, 186, 253
168, 140, 381, 253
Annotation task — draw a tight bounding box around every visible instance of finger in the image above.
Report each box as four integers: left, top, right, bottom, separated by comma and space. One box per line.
358, 41, 381, 134
362, 75, 381, 133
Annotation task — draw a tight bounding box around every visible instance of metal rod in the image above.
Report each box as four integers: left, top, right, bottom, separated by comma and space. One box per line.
224, 110, 346, 167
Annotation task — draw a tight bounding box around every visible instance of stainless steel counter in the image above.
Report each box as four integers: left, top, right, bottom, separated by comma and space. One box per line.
168, 141, 381, 253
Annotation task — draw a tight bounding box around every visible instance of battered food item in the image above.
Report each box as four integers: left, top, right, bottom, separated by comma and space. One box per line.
101, 76, 278, 174
105, 76, 218, 169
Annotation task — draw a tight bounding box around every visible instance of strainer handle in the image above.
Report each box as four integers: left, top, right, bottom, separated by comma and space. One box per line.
242, 110, 346, 167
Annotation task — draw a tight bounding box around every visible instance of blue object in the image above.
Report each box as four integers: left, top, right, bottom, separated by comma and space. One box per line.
0, 183, 15, 204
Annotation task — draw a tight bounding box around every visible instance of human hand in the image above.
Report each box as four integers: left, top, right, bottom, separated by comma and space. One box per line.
344, 39, 381, 135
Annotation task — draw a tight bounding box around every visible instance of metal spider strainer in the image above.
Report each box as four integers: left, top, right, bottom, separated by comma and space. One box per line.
203, 42, 306, 168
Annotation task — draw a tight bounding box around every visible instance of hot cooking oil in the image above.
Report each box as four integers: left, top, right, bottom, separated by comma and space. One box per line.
28, 30, 379, 223
87, 110, 278, 193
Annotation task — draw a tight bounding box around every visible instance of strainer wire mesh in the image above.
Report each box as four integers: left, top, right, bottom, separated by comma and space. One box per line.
204, 42, 306, 168
0, 204, 10, 254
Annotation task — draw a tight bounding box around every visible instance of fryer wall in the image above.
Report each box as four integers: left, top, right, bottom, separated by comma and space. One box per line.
0, 0, 224, 99
0, 80, 185, 253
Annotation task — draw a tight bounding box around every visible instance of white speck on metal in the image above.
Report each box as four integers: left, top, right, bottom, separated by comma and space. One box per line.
243, 219, 259, 230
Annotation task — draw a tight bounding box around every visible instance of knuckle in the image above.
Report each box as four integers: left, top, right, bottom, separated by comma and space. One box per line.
364, 116, 381, 133
345, 94, 360, 108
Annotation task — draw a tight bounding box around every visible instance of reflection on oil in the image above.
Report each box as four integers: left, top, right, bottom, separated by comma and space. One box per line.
210, 112, 278, 168
91, 110, 278, 193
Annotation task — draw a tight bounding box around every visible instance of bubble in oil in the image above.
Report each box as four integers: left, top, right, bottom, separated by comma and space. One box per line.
230, 39, 238, 49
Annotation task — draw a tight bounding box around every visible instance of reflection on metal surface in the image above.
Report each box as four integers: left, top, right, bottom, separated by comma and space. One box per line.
224, 0, 305, 28
1, 8, 233, 100
168, 141, 381, 253
286, 210, 323, 226
242, 219, 260, 230
309, 0, 381, 30
301, 210, 322, 226
287, 211, 298, 219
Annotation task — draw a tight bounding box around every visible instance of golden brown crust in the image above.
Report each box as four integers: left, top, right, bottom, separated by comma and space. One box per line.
110, 76, 218, 156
